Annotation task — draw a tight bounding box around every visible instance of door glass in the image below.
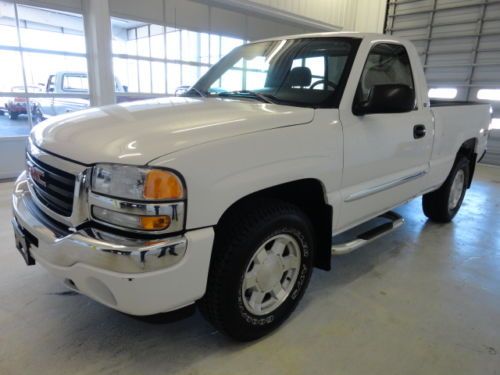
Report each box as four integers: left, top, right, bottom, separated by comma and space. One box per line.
357, 43, 415, 103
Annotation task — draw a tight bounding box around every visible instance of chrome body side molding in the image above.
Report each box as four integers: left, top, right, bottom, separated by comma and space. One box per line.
344, 170, 427, 202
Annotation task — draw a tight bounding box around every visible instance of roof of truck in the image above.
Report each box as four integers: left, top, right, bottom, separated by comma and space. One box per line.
255, 31, 407, 44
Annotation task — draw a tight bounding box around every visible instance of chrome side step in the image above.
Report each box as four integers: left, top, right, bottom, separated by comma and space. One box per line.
331, 211, 404, 255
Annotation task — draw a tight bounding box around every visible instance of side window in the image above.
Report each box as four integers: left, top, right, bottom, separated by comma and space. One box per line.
357, 43, 415, 104
62, 74, 89, 92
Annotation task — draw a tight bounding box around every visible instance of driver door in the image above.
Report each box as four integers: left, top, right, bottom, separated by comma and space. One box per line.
337, 42, 433, 231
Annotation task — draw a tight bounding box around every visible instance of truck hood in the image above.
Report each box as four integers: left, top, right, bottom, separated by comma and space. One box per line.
31, 97, 314, 165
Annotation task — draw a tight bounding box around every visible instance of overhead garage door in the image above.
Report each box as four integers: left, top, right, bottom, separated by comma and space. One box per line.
385, 0, 500, 165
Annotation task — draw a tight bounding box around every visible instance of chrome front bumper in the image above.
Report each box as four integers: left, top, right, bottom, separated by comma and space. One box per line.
12, 172, 187, 274
12, 172, 215, 315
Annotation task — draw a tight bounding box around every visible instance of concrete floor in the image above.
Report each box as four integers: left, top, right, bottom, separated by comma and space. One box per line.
1, 164, 499, 375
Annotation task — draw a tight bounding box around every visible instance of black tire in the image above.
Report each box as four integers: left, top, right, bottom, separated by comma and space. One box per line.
199, 198, 314, 341
422, 156, 470, 222
9, 112, 18, 120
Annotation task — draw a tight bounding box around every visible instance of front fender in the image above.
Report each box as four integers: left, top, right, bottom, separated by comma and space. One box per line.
149, 116, 343, 230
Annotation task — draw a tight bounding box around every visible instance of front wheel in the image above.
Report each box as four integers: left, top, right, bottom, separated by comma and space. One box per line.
422, 156, 470, 222
199, 198, 314, 341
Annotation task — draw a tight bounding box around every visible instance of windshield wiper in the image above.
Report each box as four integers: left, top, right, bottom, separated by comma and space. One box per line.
218, 90, 275, 104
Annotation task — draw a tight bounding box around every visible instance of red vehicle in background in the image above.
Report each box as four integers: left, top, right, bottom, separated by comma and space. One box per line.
5, 86, 43, 121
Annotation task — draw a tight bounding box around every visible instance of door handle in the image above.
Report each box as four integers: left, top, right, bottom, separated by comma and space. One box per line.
413, 124, 426, 139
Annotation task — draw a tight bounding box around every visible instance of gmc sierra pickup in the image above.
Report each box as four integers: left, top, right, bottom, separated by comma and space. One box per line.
12, 32, 490, 341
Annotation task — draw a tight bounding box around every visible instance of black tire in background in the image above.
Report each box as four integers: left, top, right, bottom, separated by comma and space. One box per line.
422, 156, 470, 222
199, 198, 315, 341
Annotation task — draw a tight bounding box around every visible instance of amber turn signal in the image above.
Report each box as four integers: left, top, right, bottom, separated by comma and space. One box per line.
143, 170, 184, 200
140, 216, 171, 230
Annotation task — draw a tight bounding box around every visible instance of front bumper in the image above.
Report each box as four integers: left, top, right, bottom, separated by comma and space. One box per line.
12, 173, 214, 315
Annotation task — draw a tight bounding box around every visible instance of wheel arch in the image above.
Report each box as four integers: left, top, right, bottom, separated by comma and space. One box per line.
456, 138, 478, 188
215, 178, 333, 271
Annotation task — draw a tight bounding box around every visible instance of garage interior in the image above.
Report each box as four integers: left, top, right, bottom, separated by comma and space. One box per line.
0, 0, 499, 374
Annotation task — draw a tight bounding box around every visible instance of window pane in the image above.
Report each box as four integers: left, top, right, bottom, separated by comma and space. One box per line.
221, 36, 243, 56
221, 36, 243, 67
138, 60, 151, 93
210, 35, 220, 64
0, 94, 32, 136
200, 33, 210, 64
182, 64, 198, 87
150, 32, 165, 59
0, 24, 18, 47
126, 38, 137, 56
151, 62, 166, 94
17, 5, 86, 54
0, 50, 24, 93
23, 53, 88, 89
137, 26, 150, 58
219, 69, 243, 92
181, 30, 198, 62
246, 72, 267, 90
167, 63, 181, 94
40, 96, 89, 118
166, 29, 180, 60
113, 58, 140, 93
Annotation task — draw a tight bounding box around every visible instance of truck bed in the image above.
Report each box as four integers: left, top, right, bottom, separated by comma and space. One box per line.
430, 100, 485, 107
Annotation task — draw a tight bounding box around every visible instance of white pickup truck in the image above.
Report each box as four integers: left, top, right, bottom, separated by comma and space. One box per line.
12, 32, 490, 341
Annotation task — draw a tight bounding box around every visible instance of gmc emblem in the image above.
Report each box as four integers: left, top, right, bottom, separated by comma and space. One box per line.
29, 165, 46, 187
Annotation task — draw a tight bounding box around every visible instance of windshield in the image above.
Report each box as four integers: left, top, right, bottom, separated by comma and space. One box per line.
190, 37, 360, 108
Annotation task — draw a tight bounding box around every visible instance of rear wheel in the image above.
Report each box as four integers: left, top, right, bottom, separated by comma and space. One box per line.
422, 156, 470, 222
199, 198, 314, 341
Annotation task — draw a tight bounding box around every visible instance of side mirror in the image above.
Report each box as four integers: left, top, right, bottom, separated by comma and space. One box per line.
123, 85, 128, 93
353, 84, 415, 116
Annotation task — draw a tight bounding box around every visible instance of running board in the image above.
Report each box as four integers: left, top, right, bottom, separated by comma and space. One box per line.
331, 211, 404, 255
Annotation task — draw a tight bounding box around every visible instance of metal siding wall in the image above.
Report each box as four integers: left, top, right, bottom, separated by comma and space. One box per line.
386, 0, 500, 165
248, 0, 358, 30
248, 0, 389, 32
107, 0, 333, 39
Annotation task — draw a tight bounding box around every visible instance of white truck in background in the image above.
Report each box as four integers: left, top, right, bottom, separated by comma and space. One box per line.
36, 72, 127, 118
12, 32, 490, 341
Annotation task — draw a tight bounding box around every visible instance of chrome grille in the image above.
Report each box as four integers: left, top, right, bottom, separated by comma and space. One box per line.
27, 153, 76, 217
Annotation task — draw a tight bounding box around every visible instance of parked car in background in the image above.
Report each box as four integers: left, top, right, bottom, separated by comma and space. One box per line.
36, 72, 127, 119
174, 85, 190, 96
5, 85, 44, 121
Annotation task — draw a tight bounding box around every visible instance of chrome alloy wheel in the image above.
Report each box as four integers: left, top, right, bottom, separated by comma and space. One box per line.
241, 234, 302, 316
448, 169, 465, 210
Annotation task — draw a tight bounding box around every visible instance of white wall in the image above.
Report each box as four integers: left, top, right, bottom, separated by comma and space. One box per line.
246, 0, 387, 32
16, 0, 388, 33
0, 138, 26, 180
353, 0, 386, 33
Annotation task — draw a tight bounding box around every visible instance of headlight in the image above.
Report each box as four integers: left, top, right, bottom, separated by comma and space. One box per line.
90, 164, 185, 234
92, 164, 184, 201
